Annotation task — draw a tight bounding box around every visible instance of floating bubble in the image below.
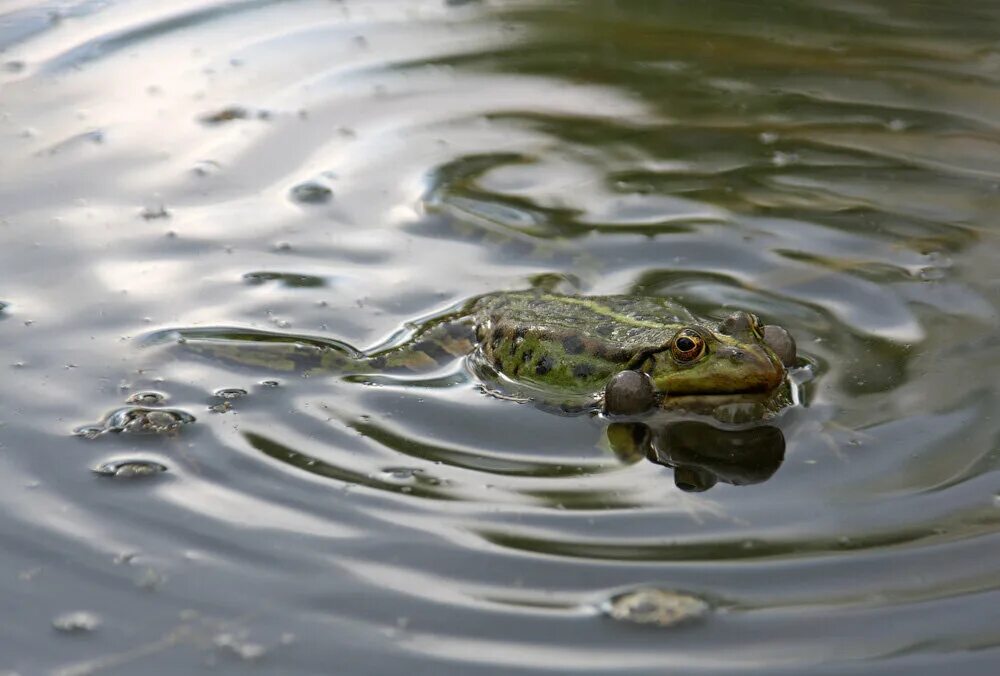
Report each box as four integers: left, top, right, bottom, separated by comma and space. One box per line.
380, 466, 424, 483
126, 391, 167, 406
192, 159, 222, 177
93, 459, 168, 478
77, 406, 195, 438
214, 388, 248, 400
602, 588, 710, 628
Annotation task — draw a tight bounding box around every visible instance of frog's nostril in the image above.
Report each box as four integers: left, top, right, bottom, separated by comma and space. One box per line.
716, 346, 746, 362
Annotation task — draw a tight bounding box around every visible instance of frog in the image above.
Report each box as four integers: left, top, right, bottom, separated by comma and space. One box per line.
151, 290, 796, 416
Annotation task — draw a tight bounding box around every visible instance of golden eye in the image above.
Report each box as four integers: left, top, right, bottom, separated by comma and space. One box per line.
671, 330, 706, 363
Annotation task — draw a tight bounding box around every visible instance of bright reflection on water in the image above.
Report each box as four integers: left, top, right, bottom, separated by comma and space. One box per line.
2, 0, 1000, 673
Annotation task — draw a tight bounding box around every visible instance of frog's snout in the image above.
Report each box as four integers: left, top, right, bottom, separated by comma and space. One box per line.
716, 343, 786, 391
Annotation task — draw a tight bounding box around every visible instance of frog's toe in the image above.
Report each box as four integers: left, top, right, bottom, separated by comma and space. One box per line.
604, 370, 655, 415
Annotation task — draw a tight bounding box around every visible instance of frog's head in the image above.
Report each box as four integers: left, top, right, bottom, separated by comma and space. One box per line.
643, 311, 793, 399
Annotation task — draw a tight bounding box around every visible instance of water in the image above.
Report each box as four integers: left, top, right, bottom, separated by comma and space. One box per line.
2, 0, 1000, 673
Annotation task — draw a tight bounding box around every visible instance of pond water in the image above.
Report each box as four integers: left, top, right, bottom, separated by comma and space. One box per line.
2, 0, 1000, 673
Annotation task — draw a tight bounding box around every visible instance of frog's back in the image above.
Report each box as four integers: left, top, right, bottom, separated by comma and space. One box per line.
470, 291, 694, 394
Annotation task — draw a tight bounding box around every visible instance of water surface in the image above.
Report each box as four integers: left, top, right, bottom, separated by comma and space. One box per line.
2, 0, 1000, 673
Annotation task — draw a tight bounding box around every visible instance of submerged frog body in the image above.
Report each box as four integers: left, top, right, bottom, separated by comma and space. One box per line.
158, 291, 795, 415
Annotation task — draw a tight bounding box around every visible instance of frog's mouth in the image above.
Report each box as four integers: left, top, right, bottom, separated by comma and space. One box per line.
656, 390, 787, 422
659, 390, 778, 406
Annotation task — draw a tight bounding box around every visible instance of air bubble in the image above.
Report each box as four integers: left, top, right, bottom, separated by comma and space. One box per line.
380, 467, 424, 483
126, 391, 167, 406
93, 459, 168, 478
78, 406, 195, 437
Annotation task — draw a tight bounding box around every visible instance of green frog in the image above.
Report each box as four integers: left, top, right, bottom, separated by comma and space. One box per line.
153, 291, 796, 416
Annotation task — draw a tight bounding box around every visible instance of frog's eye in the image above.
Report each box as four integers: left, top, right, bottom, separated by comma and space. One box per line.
671, 330, 706, 363
720, 311, 764, 340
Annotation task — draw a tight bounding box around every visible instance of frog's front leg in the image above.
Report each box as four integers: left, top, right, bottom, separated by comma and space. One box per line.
603, 370, 656, 415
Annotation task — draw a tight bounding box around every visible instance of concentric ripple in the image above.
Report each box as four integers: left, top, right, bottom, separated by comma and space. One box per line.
1, 0, 1000, 673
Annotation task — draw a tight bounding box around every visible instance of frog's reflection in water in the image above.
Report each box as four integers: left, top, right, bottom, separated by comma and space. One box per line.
607, 420, 785, 491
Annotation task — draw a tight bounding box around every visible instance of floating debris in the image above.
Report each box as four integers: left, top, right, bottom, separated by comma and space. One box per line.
214, 631, 267, 661
140, 204, 170, 220
243, 271, 325, 288
602, 587, 710, 628
52, 611, 101, 633
93, 459, 168, 478
135, 566, 167, 591
289, 181, 333, 205
126, 391, 167, 406
199, 106, 249, 124
198, 107, 271, 125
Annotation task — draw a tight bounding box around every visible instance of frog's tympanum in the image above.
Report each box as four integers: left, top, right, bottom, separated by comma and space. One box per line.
607, 420, 786, 491
151, 291, 796, 417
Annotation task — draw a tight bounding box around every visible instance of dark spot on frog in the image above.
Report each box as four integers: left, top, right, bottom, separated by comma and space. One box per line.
514, 326, 528, 340
490, 328, 504, 351
521, 349, 533, 363
369, 355, 387, 369
562, 335, 585, 354
572, 363, 595, 379
535, 355, 554, 375
446, 322, 473, 338
596, 323, 616, 337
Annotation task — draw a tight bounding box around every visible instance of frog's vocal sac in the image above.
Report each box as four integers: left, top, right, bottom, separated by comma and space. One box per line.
153, 291, 797, 416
